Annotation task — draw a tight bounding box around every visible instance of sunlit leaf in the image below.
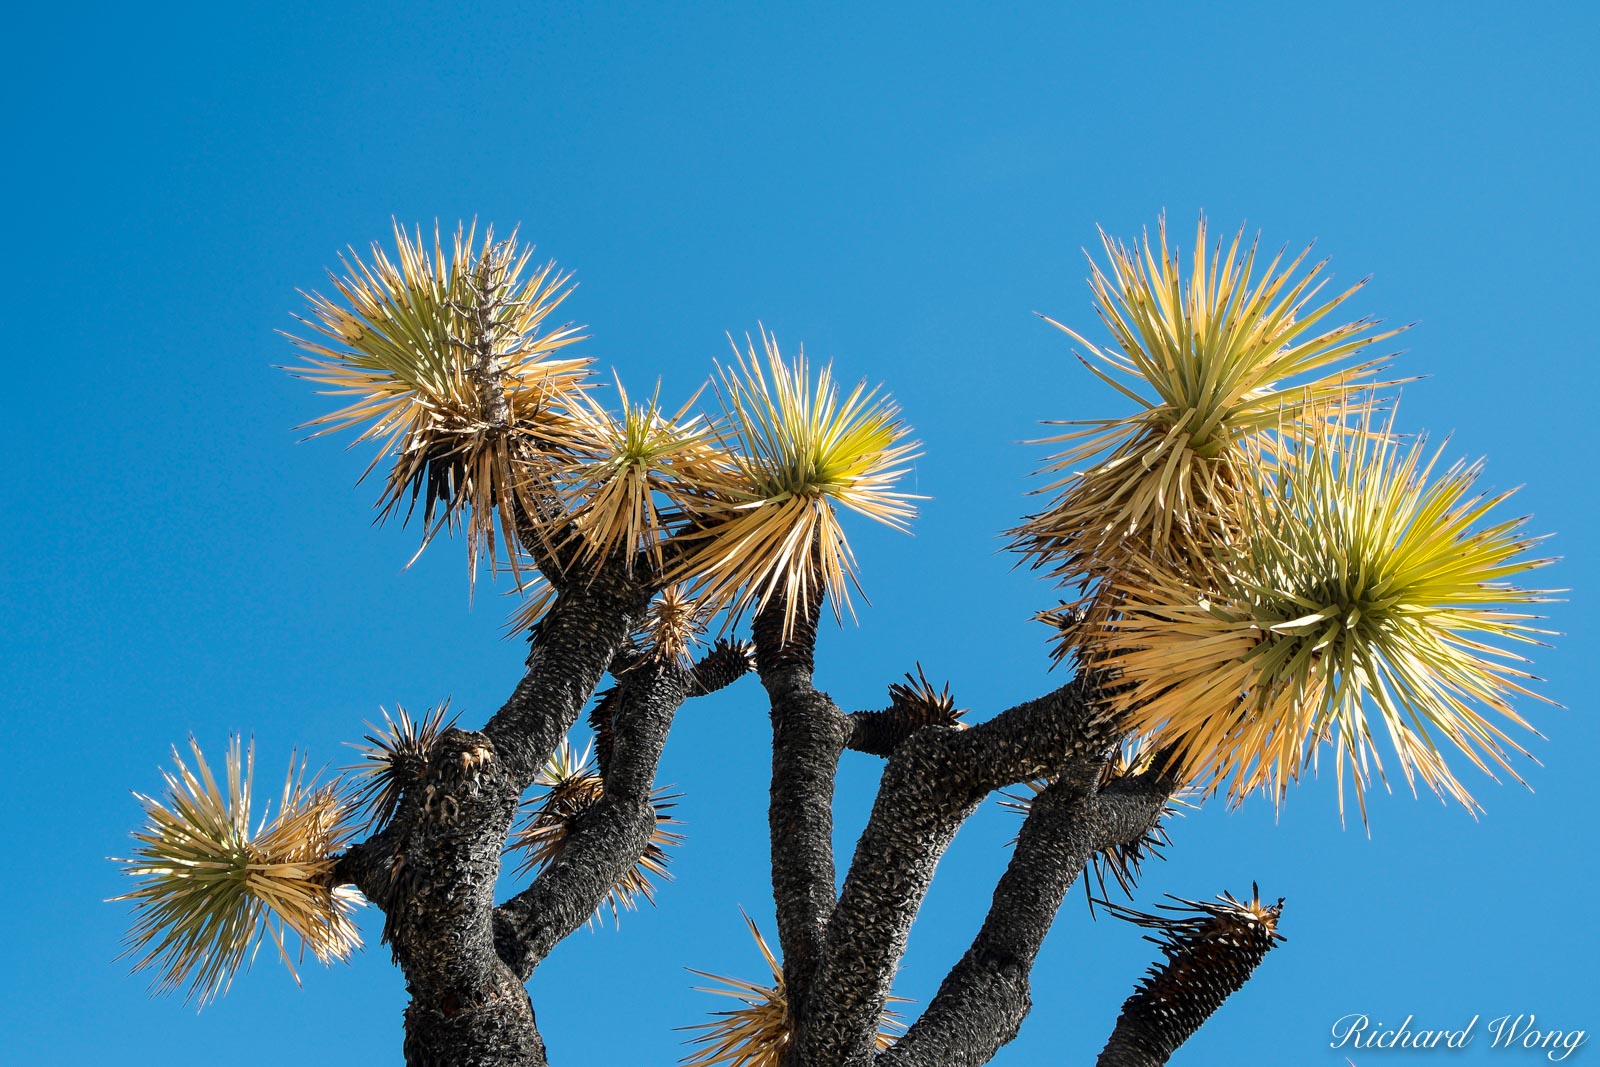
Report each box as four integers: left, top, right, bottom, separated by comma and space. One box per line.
111, 737, 362, 1005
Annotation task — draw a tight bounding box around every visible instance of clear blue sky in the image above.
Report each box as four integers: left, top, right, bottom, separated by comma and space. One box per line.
5, 3, 1596, 1063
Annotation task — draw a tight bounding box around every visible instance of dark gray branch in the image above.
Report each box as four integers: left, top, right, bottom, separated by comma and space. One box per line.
494, 663, 689, 979
484, 563, 651, 788
752, 591, 849, 1045
493, 639, 752, 980
1095, 890, 1285, 1067
845, 706, 930, 757
878, 767, 1175, 1067
845, 701, 965, 758
794, 676, 1120, 1066
375, 727, 539, 1064
689, 638, 757, 696
323, 565, 651, 1064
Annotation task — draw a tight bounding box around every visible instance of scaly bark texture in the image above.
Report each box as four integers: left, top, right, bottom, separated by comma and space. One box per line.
332, 554, 653, 1063
327, 558, 1274, 1067
753, 591, 848, 1048
1096, 895, 1286, 1067
878, 769, 1175, 1067
794, 678, 1123, 1066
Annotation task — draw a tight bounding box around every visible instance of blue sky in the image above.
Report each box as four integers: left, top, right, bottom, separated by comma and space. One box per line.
5, 3, 1597, 1063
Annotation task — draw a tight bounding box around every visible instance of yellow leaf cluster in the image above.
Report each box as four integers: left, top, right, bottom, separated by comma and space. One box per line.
1022, 217, 1553, 820
111, 737, 362, 1005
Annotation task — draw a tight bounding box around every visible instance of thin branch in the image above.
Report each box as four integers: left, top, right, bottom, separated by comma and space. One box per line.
493, 664, 686, 978
494, 639, 752, 980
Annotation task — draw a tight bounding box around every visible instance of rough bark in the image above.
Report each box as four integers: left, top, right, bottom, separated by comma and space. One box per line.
324, 551, 1275, 1067
494, 641, 750, 980
484, 563, 650, 787
494, 664, 689, 979
330, 558, 648, 1064
878, 769, 1175, 1067
752, 592, 849, 1050
1095, 893, 1284, 1067
793, 677, 1121, 1066
341, 726, 546, 1064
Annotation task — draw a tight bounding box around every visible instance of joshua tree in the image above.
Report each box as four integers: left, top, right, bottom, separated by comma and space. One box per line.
112, 217, 1553, 1066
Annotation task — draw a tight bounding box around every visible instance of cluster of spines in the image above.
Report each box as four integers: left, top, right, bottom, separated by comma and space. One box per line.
1095, 886, 1285, 1065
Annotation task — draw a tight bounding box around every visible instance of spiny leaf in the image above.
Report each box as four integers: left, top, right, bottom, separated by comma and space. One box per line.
1092, 407, 1556, 823
886, 664, 967, 730
1097, 885, 1285, 1064
285, 220, 591, 581
638, 585, 710, 668
507, 739, 684, 923
680, 911, 908, 1066
670, 327, 921, 639
345, 700, 457, 829
564, 377, 735, 574
111, 736, 363, 1006
1012, 215, 1400, 598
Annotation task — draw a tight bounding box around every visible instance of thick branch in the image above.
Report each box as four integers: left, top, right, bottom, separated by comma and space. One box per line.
323, 567, 648, 1064
372, 727, 540, 1065
753, 592, 848, 1042
879, 768, 1175, 1067
795, 676, 1118, 1066
484, 563, 650, 788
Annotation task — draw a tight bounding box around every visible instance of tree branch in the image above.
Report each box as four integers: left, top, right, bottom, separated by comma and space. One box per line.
494, 664, 688, 978
752, 591, 849, 1045
484, 562, 650, 789
878, 767, 1175, 1067
794, 675, 1120, 1066
845, 668, 967, 758
494, 639, 753, 980
1094, 889, 1286, 1067
321, 565, 650, 1064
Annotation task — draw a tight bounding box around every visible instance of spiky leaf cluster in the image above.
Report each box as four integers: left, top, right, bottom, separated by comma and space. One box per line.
1018, 218, 1553, 821
112, 737, 362, 1005
1093, 412, 1553, 820
680, 912, 906, 1067
672, 329, 921, 638
566, 380, 733, 573
846, 666, 967, 757
508, 740, 683, 921
1096, 887, 1284, 1065
1013, 215, 1397, 594
287, 221, 590, 578
637, 585, 709, 668
886, 664, 968, 729
346, 701, 456, 829
289, 228, 924, 643
687, 638, 759, 697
